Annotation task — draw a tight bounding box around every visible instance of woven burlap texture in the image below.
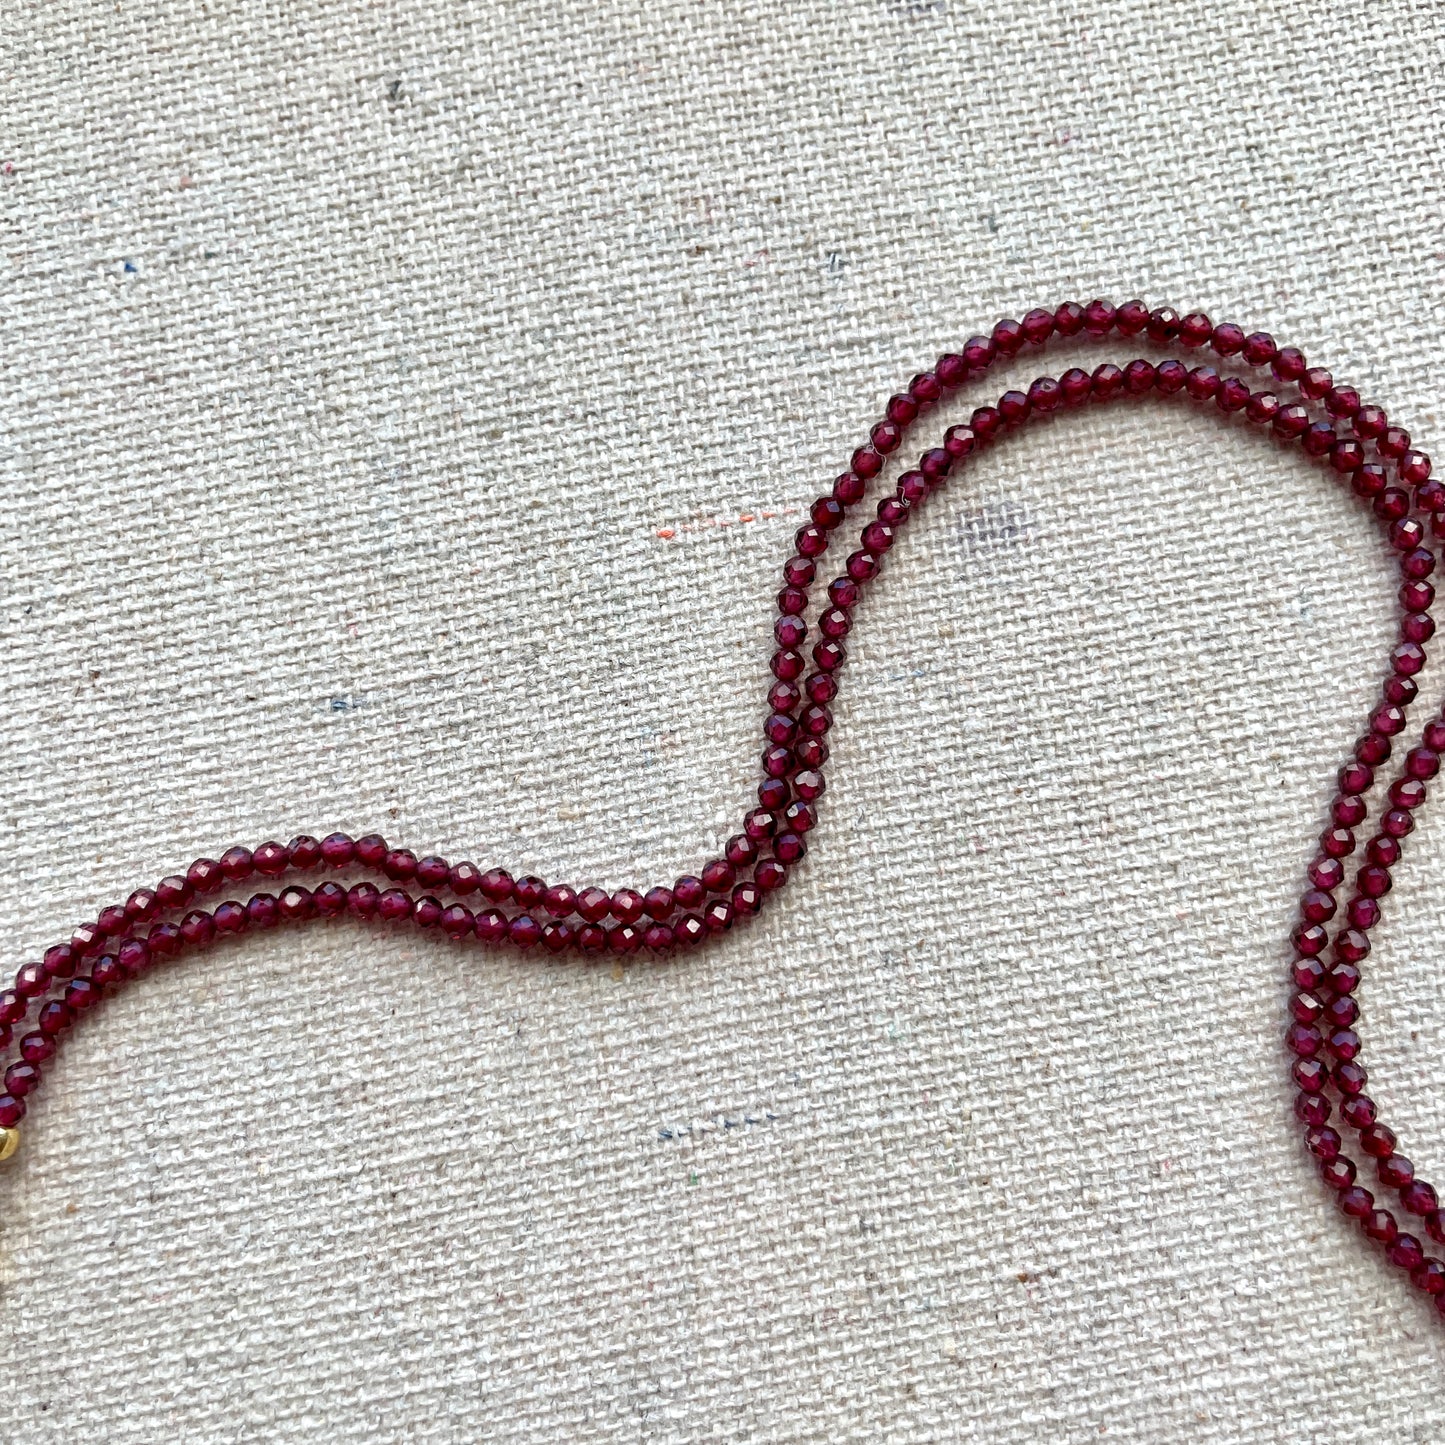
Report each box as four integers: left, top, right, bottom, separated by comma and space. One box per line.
3, 1, 1445, 1440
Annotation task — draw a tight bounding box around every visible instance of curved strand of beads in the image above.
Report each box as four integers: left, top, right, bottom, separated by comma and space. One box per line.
3, 299, 1444, 1312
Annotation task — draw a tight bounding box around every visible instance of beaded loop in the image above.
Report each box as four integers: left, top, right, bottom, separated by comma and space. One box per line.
2, 301, 1442, 1320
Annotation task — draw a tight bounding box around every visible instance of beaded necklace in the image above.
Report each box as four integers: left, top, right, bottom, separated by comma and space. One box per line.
2, 298, 1441, 1313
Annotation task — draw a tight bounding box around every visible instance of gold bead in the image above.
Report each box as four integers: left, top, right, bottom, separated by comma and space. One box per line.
0, 1127, 17, 1163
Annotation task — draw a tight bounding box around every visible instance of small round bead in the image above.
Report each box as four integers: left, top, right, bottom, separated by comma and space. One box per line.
253, 841, 289, 877
287, 835, 322, 869
376, 889, 413, 924
644, 887, 675, 921
220, 846, 255, 880
508, 915, 542, 949
610, 889, 644, 925
354, 834, 389, 868
415, 856, 451, 890
569, 884, 609, 919
320, 832, 356, 867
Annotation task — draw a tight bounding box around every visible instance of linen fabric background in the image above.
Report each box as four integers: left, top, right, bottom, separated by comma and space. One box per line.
3, 1, 1444, 1440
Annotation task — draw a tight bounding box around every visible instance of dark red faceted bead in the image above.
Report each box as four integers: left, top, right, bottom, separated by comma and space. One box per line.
376, 889, 413, 924
187, 859, 224, 895
992, 317, 1024, 354
287, 835, 322, 869
961, 335, 995, 371
851, 447, 883, 479
320, 832, 356, 867
1292, 957, 1327, 992
1242, 332, 1278, 366
1178, 311, 1212, 346
354, 834, 388, 868
1146, 307, 1180, 343
476, 909, 509, 945
213, 896, 248, 932
1267, 346, 1304, 384
607, 923, 642, 955
513, 876, 547, 910
701, 859, 735, 894
1154, 359, 1188, 395
1402, 1181, 1439, 1216
0, 1095, 24, 1127
725, 834, 759, 867
1091, 363, 1123, 400
771, 649, 805, 682
155, 872, 192, 907
313, 882, 347, 918
1211, 322, 1245, 356
1295, 1090, 1331, 1126
1389, 1234, 1426, 1271
794, 737, 829, 768
63, 976, 99, 1012
732, 881, 762, 916
943, 424, 977, 460
1059, 368, 1092, 405
576, 923, 607, 954
1320, 1156, 1356, 1190
1335, 1061, 1368, 1095
1273, 404, 1310, 439
673, 876, 705, 910
1286, 1023, 1322, 1057
1109, 299, 1145, 334
124, 890, 159, 925
755, 858, 787, 891
479, 868, 514, 904
1054, 301, 1085, 336
541, 921, 574, 953
415, 856, 451, 890
1245, 390, 1279, 424
1428, 1211, 1445, 1246
383, 849, 418, 882
1083, 299, 1117, 335
674, 914, 706, 947
1341, 1095, 1377, 1130
1327, 962, 1362, 997
1123, 360, 1155, 394
4, 1062, 40, 1098
411, 896, 444, 929
1364, 1209, 1400, 1244
347, 883, 381, 919
180, 909, 216, 947
37, 1000, 73, 1036
1328, 1029, 1361, 1061
253, 841, 289, 877
610, 889, 644, 925
1412, 1259, 1445, 1295
936, 352, 968, 385
1216, 376, 1251, 413
146, 923, 181, 957
440, 904, 475, 940
644, 887, 675, 921
782, 555, 816, 588
575, 884, 609, 919
870, 421, 902, 455
96, 904, 127, 937
508, 915, 542, 949
773, 831, 807, 864
239, 890, 275, 924
1340, 1186, 1375, 1219
762, 745, 793, 779
1305, 1126, 1342, 1160
643, 924, 675, 952
1380, 1154, 1416, 1189
278, 887, 314, 923
1292, 1057, 1326, 1093
14, 965, 48, 999
1020, 307, 1054, 344
220, 846, 254, 881
704, 899, 734, 933
1324, 994, 1359, 1030
544, 884, 577, 918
